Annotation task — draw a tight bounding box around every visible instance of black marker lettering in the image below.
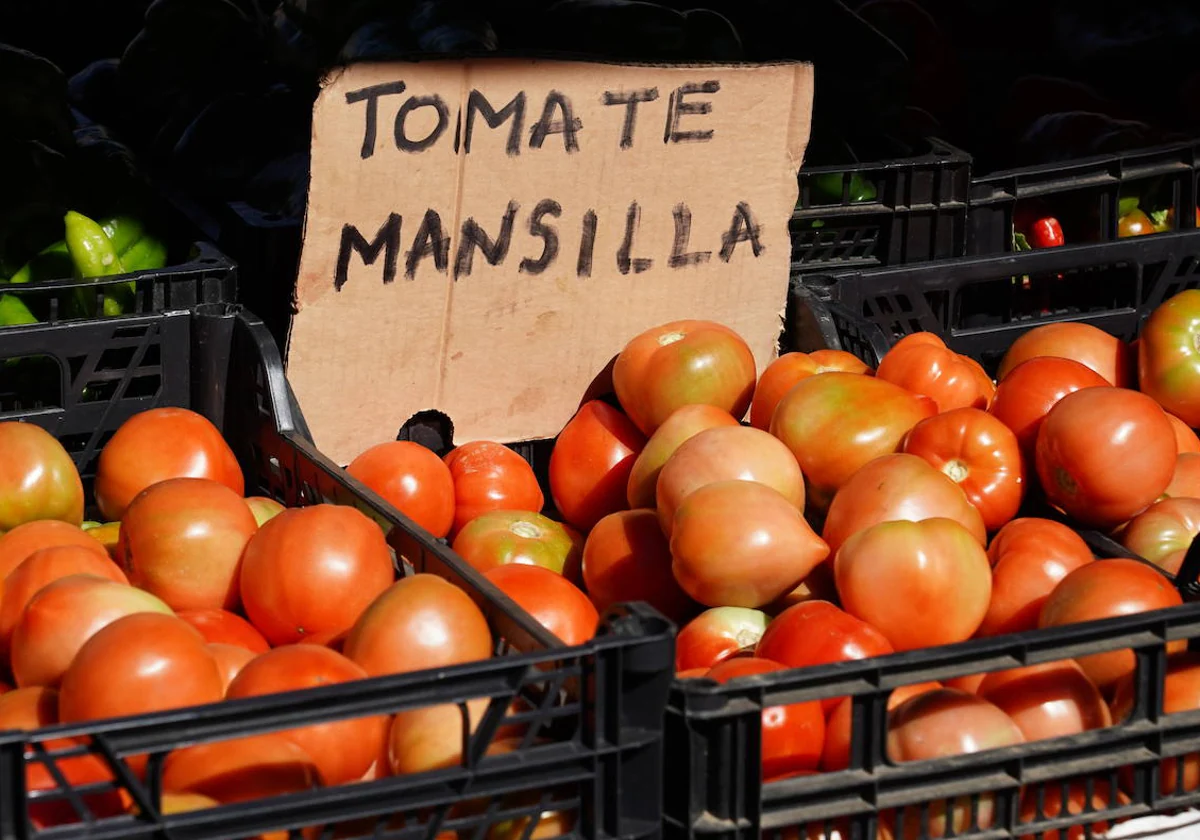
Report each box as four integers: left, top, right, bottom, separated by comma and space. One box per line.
602, 88, 659, 149
405, 209, 450, 279
530, 91, 582, 152
577, 210, 597, 278
617, 202, 653, 275
455, 202, 519, 278
664, 81, 720, 144
520, 200, 562, 275
464, 90, 527, 156
334, 214, 402, 290
668, 204, 711, 268
345, 81, 407, 159
719, 202, 765, 261
394, 94, 450, 153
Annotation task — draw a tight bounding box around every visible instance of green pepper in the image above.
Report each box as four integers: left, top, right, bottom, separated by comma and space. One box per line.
101, 215, 147, 257
1118, 196, 1141, 217
6, 241, 73, 285
119, 234, 168, 272
809, 172, 878, 205
65, 211, 125, 279
0, 294, 38, 326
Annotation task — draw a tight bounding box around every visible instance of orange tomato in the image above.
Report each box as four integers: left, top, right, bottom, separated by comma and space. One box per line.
452, 510, 584, 580
675, 606, 770, 672
1167, 413, 1200, 454
750, 350, 871, 430
1120, 497, 1200, 572
625, 404, 739, 509
822, 682, 941, 772
1111, 651, 1200, 793
875, 333, 994, 412
977, 660, 1111, 743
162, 732, 323, 800
0, 520, 107, 581
176, 608, 270, 654
0, 422, 84, 530
989, 356, 1111, 457
997, 323, 1133, 388
582, 509, 696, 624
549, 400, 645, 532
346, 441, 456, 538
484, 564, 599, 645
207, 643, 256, 694
1163, 452, 1200, 499
443, 441, 543, 535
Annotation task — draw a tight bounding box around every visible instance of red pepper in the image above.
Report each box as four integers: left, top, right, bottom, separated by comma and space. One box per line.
1027, 216, 1065, 248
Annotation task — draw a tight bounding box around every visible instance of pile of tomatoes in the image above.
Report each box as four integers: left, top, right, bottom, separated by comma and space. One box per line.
0, 409, 560, 834
348, 291, 1200, 838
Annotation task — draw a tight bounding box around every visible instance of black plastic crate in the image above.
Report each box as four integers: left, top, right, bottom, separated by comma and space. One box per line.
791, 229, 1200, 374
969, 141, 1200, 255
791, 138, 970, 271
0, 304, 674, 840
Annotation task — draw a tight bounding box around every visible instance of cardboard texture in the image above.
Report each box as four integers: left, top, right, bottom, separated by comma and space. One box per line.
288, 58, 813, 464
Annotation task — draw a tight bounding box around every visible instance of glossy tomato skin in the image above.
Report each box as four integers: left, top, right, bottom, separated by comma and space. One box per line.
207, 643, 256, 694
484, 564, 599, 645
1164, 452, 1200, 499
750, 351, 872, 431
980, 518, 1094, 637
989, 357, 1111, 456
822, 682, 941, 772
822, 453, 987, 555
613, 319, 757, 436
0, 422, 84, 530
770, 373, 937, 512
656, 425, 805, 536
346, 441, 455, 538
443, 441, 543, 536
388, 697, 486, 775
997, 323, 1133, 388
1035, 387, 1176, 529
626, 405, 740, 509
675, 606, 769, 672
162, 733, 322, 802
176, 609, 270, 654
977, 660, 1110, 743
94, 408, 244, 522
671, 480, 830, 608
1167, 414, 1200, 454
244, 496, 286, 526
1112, 651, 1200, 793
452, 510, 584, 580
902, 408, 1024, 531
582, 509, 696, 623
875, 333, 995, 412
239, 505, 395, 646
706, 657, 825, 780
1039, 559, 1183, 693
835, 518, 991, 651
549, 400, 646, 532
120, 478, 259, 612
343, 574, 492, 677
1139, 290, 1200, 427
1120, 497, 1200, 572
226, 644, 386, 785
0, 521, 107, 580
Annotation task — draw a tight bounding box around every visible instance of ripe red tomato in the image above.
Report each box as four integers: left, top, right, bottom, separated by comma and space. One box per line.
94, 408, 244, 522
989, 357, 1114, 457
0, 521, 107, 581
822, 453, 987, 555
120, 478, 259, 611
549, 400, 646, 532
239, 505, 395, 646
176, 608, 270, 654
821, 682, 941, 772
244, 496, 286, 526
1168, 413, 1200, 454
770, 373, 936, 512
612, 319, 757, 435
980, 518, 1094, 637
388, 697, 486, 775
1016, 781, 1129, 840
1039, 559, 1183, 693
750, 351, 872, 431
675, 606, 770, 672
582, 509, 696, 623
0, 422, 83, 530
58, 613, 224, 723
656, 425, 805, 536
1139, 289, 1200, 427
706, 657, 825, 780
875, 333, 995, 412
1120, 497, 1200, 572
226, 644, 385, 785
485, 564, 599, 645
626, 405, 740, 509
836, 518, 991, 651
1164, 452, 1200, 499
452, 510, 584, 580
443, 441, 543, 536
162, 732, 322, 801
671, 480, 829, 608
11, 575, 172, 688
977, 660, 1111, 743
344, 574, 492, 677
1111, 651, 1200, 793
207, 643, 256, 694
902, 408, 1024, 531
887, 689, 1024, 837
0, 686, 124, 826
0, 545, 127, 657
346, 441, 456, 538
756, 600, 893, 714
1035, 387, 1176, 529
997, 323, 1133, 388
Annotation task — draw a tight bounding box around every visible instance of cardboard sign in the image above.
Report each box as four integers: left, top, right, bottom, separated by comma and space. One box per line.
288, 59, 813, 464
